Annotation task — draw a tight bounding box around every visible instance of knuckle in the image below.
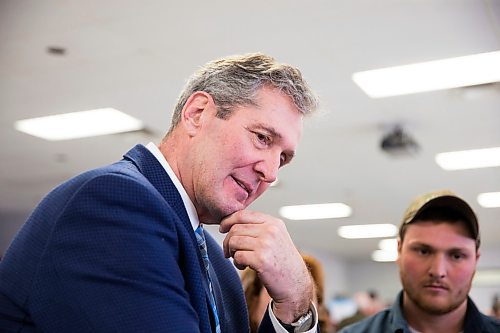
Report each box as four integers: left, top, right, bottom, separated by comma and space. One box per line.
255, 251, 267, 266
233, 251, 245, 263
267, 223, 280, 235
231, 223, 243, 233
260, 236, 273, 249
228, 235, 239, 248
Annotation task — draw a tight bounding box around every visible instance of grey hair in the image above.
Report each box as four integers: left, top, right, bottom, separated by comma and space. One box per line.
166, 53, 318, 134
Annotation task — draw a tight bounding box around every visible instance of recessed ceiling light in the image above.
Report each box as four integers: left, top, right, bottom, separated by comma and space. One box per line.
352, 50, 500, 98
14, 108, 143, 141
279, 203, 352, 220
371, 249, 398, 262
477, 192, 500, 208
337, 224, 398, 239
435, 147, 500, 170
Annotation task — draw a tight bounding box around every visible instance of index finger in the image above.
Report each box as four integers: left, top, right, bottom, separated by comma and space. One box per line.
219, 210, 266, 233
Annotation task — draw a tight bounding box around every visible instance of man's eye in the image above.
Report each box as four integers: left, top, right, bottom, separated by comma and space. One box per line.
416, 248, 430, 256
450, 252, 465, 261
255, 132, 270, 145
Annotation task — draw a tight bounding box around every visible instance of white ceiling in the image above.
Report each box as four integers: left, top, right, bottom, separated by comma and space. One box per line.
1, 0, 499, 261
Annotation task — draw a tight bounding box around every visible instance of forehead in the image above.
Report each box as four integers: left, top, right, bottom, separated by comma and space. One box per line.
403, 220, 476, 250
233, 88, 303, 137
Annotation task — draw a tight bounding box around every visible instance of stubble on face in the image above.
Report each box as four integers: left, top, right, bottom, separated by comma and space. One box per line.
190, 88, 301, 224
400, 266, 473, 315
398, 221, 478, 316
191, 120, 263, 223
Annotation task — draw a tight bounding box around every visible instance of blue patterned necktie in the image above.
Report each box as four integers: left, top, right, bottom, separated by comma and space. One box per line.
195, 225, 221, 333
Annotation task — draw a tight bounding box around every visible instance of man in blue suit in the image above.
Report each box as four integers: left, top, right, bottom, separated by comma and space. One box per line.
0, 53, 320, 332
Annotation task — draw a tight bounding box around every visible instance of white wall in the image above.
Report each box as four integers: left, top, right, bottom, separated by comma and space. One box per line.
0, 211, 29, 258
300, 248, 349, 301
470, 246, 500, 314
344, 260, 400, 304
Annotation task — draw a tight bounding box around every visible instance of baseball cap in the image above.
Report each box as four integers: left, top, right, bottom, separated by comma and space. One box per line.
400, 190, 480, 246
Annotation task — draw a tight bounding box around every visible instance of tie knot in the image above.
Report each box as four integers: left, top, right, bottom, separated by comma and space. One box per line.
195, 225, 210, 271
195, 225, 205, 245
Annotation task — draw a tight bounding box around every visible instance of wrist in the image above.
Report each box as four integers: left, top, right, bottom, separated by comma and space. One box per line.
272, 300, 311, 324
273, 301, 314, 333
272, 280, 314, 323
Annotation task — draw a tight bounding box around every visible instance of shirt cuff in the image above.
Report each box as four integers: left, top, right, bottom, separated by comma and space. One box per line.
267, 301, 318, 333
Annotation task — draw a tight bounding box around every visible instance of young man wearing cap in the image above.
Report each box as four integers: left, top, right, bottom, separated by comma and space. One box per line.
338, 190, 500, 333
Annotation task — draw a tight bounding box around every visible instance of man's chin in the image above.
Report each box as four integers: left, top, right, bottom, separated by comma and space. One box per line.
204, 204, 245, 224
221, 206, 245, 219
227, 199, 248, 213
416, 298, 459, 315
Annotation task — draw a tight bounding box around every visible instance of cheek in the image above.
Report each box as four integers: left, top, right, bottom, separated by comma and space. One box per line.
401, 256, 423, 277
451, 265, 476, 283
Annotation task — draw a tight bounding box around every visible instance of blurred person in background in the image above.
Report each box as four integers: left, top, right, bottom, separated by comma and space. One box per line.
491, 294, 500, 319
242, 254, 334, 333
338, 190, 500, 333
336, 290, 385, 330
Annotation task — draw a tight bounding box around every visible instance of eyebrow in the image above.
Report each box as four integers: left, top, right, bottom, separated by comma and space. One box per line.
254, 123, 282, 139
410, 242, 470, 253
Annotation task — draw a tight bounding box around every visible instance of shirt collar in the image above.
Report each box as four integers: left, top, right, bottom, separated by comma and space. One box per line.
392, 291, 410, 332
146, 142, 200, 231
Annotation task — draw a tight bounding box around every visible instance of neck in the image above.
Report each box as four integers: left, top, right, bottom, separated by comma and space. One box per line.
402, 293, 467, 333
159, 133, 188, 190
160, 134, 214, 224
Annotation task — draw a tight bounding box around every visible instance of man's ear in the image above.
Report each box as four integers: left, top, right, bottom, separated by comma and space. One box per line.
396, 238, 402, 263
181, 91, 214, 136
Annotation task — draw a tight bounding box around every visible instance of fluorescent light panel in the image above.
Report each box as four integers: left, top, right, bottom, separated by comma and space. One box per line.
372, 238, 399, 262
371, 249, 398, 262
378, 238, 398, 251
337, 224, 398, 239
279, 203, 352, 220
435, 147, 500, 170
14, 108, 143, 141
477, 192, 500, 208
352, 50, 500, 98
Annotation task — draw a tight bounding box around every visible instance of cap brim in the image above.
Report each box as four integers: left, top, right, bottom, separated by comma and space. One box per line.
407, 194, 479, 240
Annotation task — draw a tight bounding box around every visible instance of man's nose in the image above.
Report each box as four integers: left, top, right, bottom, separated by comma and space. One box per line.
254, 153, 280, 183
428, 253, 447, 279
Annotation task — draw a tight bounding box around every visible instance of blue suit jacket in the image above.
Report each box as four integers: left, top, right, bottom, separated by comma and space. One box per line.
0, 144, 277, 332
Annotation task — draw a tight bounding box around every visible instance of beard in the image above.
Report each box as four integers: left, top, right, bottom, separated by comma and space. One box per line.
400, 269, 472, 315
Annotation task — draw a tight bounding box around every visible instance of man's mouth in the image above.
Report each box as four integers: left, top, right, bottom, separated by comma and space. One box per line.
424, 283, 448, 291
232, 176, 252, 195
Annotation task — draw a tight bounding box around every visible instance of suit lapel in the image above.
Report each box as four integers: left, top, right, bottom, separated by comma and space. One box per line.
123, 144, 217, 333
123, 144, 191, 226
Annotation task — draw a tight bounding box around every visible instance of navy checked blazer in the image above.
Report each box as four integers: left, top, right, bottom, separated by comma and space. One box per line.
0, 144, 279, 332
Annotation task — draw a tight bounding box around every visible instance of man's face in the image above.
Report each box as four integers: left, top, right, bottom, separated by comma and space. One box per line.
190, 87, 303, 223
397, 220, 479, 315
